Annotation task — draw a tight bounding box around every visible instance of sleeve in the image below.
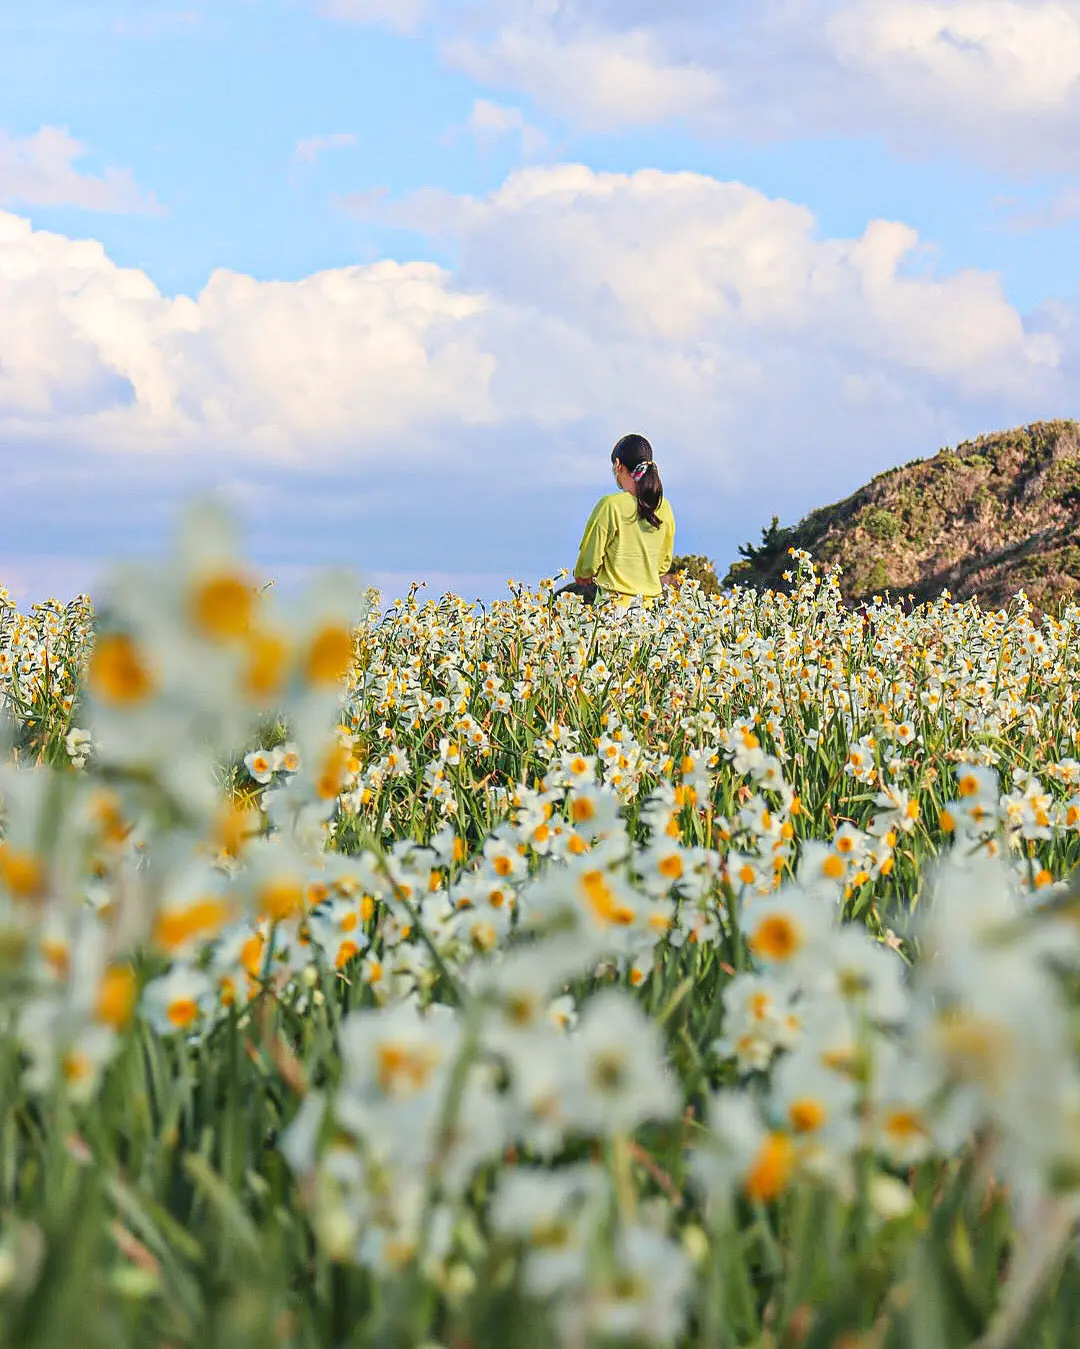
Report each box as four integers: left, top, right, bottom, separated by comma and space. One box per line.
659, 513, 674, 576
574, 498, 615, 579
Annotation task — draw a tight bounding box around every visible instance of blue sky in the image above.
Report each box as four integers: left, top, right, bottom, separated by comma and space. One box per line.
2, 0, 1079, 603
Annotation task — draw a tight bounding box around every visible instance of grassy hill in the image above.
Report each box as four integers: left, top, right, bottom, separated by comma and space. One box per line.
723, 420, 1080, 613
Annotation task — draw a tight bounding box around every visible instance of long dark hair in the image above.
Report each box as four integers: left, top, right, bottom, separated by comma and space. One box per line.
612, 433, 663, 529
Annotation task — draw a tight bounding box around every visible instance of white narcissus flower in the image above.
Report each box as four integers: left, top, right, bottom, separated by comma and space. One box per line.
489, 1165, 604, 1297
64, 727, 94, 768
741, 882, 834, 980
141, 966, 216, 1036
580, 1226, 693, 1347
244, 747, 283, 784
563, 990, 680, 1137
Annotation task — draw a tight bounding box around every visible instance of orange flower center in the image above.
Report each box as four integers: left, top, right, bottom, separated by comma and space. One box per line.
750, 914, 801, 962
191, 573, 255, 641
788, 1097, 827, 1134
97, 965, 138, 1030
167, 998, 200, 1029
89, 633, 154, 706
745, 1132, 795, 1202
305, 625, 353, 686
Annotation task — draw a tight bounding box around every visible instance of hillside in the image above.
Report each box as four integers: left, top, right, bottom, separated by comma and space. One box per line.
723, 420, 1080, 613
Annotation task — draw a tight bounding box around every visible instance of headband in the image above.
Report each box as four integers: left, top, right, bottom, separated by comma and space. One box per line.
630, 460, 655, 481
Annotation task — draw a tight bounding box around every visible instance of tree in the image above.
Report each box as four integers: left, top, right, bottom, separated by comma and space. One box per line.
722, 515, 796, 590
667, 554, 721, 597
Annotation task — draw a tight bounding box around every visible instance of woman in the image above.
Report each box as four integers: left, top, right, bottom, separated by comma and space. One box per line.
558, 434, 675, 606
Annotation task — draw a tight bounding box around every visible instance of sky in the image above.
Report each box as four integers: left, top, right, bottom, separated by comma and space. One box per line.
1, 0, 1079, 605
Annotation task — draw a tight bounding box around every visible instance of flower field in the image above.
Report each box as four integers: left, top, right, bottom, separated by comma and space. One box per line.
2, 502, 1080, 1349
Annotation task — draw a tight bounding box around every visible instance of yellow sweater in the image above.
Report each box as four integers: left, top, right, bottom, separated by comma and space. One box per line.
574, 492, 675, 599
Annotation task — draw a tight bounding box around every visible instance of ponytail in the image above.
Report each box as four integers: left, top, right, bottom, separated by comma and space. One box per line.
611, 433, 664, 529
632, 462, 663, 530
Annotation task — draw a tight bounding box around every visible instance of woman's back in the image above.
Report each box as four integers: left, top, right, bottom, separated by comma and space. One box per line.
576, 490, 675, 599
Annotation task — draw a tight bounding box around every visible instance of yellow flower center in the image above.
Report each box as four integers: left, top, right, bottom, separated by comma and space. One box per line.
89, 633, 154, 706
190, 573, 255, 641
571, 797, 596, 824
257, 879, 306, 923
745, 1132, 795, 1202
788, 1097, 827, 1134
97, 965, 138, 1030
243, 628, 291, 699
376, 1042, 436, 1096
167, 997, 200, 1029
305, 625, 353, 686
749, 914, 801, 962
335, 940, 361, 969
240, 934, 265, 978
41, 937, 70, 978
62, 1052, 91, 1084
0, 844, 45, 901
316, 743, 352, 801
153, 898, 233, 952
884, 1109, 926, 1143
581, 870, 634, 926
658, 853, 683, 880
214, 802, 256, 858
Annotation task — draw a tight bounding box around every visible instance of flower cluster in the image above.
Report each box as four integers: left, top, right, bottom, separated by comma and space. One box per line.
1, 509, 1080, 1345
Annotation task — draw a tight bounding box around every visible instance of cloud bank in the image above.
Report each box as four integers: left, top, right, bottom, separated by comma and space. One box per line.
1, 162, 1077, 591
0, 127, 160, 214
323, 0, 1080, 172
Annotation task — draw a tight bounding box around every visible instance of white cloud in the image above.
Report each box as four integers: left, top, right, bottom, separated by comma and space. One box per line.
1, 164, 1077, 582
316, 0, 426, 34
0, 127, 160, 214
418, 0, 1080, 171
374, 166, 1059, 400
447, 25, 722, 132
292, 132, 360, 166
0, 210, 494, 458
466, 99, 549, 157
829, 1, 1080, 113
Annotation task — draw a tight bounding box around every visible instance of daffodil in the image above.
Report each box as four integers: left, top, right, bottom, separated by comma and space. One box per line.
563, 990, 680, 1137
142, 965, 216, 1035
488, 1165, 604, 1297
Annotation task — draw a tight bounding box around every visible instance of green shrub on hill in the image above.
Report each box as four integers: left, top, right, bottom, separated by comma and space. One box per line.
721, 420, 1080, 612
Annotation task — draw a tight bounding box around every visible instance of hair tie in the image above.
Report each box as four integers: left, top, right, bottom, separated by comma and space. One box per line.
630, 460, 654, 482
